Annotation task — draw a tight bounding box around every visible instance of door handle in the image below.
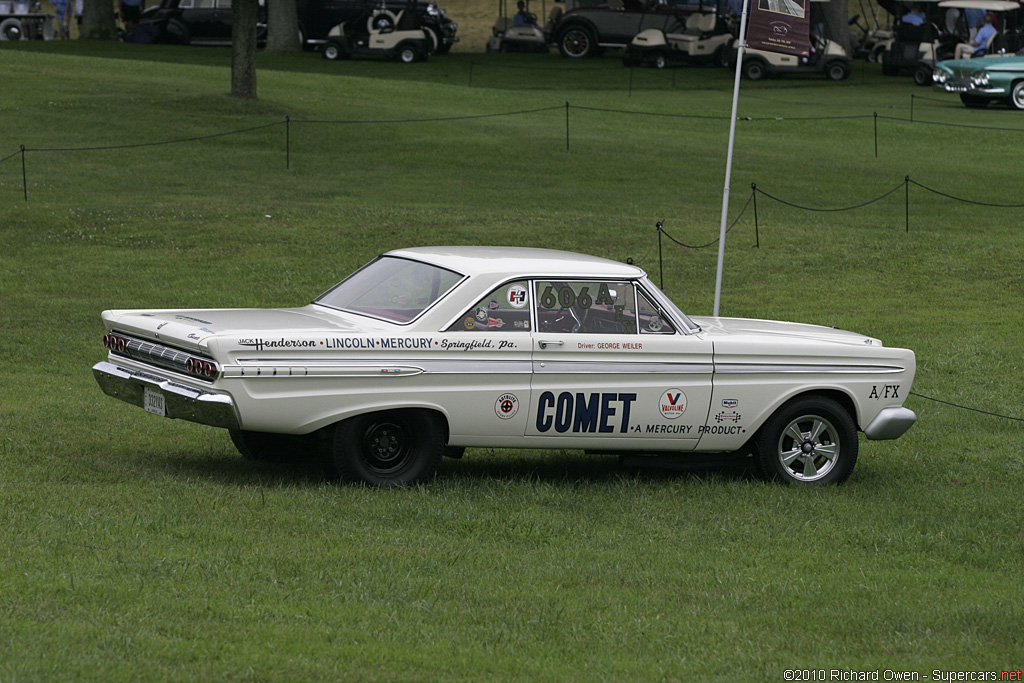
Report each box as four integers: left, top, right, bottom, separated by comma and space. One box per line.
538, 340, 564, 349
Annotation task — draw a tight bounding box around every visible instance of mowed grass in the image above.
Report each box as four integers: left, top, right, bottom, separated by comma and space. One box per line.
1, 43, 1023, 680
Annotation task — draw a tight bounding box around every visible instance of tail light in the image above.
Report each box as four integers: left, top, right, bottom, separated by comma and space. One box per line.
102, 333, 130, 353
185, 356, 220, 380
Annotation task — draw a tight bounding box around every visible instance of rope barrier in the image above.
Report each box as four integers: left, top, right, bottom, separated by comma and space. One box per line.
753, 180, 906, 212
21, 121, 285, 153
910, 392, 1024, 424
908, 178, 1024, 208
291, 105, 564, 125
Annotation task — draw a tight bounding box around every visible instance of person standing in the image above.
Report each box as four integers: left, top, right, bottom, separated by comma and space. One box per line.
51, 0, 72, 38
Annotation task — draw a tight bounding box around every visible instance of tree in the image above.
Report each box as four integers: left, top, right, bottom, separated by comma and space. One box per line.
80, 0, 118, 39
231, 0, 259, 98
820, 0, 852, 56
266, 0, 301, 52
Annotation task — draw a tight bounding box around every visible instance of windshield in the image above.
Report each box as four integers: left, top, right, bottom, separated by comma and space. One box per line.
315, 256, 464, 324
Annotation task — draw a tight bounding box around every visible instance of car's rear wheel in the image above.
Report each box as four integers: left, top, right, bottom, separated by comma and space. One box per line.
1010, 81, 1024, 110
960, 93, 989, 108
322, 41, 345, 60
756, 396, 858, 485
328, 409, 444, 487
559, 25, 596, 58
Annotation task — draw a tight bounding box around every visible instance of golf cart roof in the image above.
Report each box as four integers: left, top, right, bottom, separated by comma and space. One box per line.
937, 0, 1019, 9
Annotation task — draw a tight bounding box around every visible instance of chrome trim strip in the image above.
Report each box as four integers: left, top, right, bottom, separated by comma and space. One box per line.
534, 361, 714, 374
715, 363, 905, 374
110, 333, 212, 381
93, 361, 240, 430
223, 359, 534, 377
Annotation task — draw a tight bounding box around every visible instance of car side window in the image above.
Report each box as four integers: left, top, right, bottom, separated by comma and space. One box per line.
535, 280, 637, 334
637, 289, 676, 334
447, 280, 531, 332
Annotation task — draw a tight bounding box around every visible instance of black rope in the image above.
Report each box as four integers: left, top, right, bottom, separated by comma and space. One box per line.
468, 61, 609, 72
0, 149, 21, 164
572, 104, 728, 120
739, 114, 874, 122
877, 113, 1024, 133
23, 121, 284, 153
660, 192, 753, 250
910, 392, 1024, 423
754, 180, 906, 212
292, 106, 563, 125
908, 178, 1024, 207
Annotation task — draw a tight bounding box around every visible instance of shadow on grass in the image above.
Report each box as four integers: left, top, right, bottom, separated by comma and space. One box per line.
144, 446, 760, 488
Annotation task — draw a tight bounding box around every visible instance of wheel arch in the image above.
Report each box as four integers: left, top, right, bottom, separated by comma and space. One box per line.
746, 388, 861, 446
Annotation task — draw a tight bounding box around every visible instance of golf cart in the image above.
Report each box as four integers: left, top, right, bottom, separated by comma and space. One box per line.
732, 0, 852, 80
623, 11, 737, 68
322, 0, 435, 62
486, 0, 549, 52
847, 0, 896, 62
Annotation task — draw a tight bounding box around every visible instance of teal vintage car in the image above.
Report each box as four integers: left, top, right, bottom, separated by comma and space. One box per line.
932, 55, 1024, 109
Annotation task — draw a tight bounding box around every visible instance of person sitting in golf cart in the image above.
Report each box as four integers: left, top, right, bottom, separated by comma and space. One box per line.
954, 11, 997, 58
902, 3, 926, 25
513, 0, 538, 27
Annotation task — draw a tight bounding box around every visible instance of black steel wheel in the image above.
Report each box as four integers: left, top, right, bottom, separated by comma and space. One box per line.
329, 410, 444, 487
756, 396, 858, 485
913, 64, 932, 86
559, 25, 596, 58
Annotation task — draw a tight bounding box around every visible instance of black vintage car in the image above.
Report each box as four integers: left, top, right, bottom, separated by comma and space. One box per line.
132, 0, 456, 52
298, 0, 457, 52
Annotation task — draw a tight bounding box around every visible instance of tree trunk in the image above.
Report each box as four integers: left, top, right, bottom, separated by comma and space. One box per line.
80, 0, 118, 39
820, 0, 852, 57
231, 0, 258, 99
266, 0, 301, 52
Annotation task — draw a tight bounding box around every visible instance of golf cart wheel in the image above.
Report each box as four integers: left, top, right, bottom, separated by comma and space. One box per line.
0, 18, 25, 41
1011, 81, 1024, 110
960, 93, 989, 108
323, 41, 346, 60
398, 44, 422, 63
559, 25, 596, 59
654, 53, 668, 69
756, 396, 858, 485
743, 59, 766, 81
826, 60, 850, 81
913, 64, 932, 86
714, 42, 730, 68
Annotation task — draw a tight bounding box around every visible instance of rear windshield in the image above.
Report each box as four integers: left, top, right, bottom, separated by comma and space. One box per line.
315, 256, 464, 324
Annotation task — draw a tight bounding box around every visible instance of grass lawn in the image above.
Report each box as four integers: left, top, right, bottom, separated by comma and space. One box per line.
1, 42, 1023, 680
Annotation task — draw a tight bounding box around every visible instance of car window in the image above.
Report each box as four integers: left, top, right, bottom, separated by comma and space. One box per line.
447, 280, 531, 332
535, 280, 638, 334
637, 288, 675, 334
316, 256, 463, 324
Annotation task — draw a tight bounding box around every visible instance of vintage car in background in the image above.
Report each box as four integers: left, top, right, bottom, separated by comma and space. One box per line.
550, 0, 714, 58
93, 247, 917, 487
135, 0, 267, 45
932, 54, 1024, 108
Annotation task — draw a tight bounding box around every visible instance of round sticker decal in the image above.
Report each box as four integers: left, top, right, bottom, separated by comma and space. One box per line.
507, 285, 528, 309
659, 389, 687, 419
495, 393, 520, 420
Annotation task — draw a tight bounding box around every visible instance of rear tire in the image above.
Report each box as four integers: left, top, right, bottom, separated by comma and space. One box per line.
826, 60, 850, 81
913, 64, 932, 86
328, 409, 444, 487
322, 41, 345, 60
743, 59, 766, 81
756, 396, 858, 485
558, 25, 596, 58
398, 44, 421, 63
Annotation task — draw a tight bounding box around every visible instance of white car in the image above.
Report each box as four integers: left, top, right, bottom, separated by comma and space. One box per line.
93, 246, 917, 486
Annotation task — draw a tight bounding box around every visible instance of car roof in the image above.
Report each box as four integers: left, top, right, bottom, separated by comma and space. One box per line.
384, 246, 647, 280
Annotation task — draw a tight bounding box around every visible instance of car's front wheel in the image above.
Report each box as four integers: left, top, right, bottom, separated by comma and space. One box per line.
328, 409, 444, 486
398, 44, 422, 63
756, 396, 858, 485
1010, 81, 1024, 110
559, 25, 596, 58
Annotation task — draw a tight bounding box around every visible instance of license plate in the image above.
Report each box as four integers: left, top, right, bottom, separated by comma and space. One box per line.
143, 386, 167, 417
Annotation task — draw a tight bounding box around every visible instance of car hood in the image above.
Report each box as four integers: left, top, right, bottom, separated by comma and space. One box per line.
690, 316, 882, 346
102, 305, 364, 346
935, 55, 1023, 73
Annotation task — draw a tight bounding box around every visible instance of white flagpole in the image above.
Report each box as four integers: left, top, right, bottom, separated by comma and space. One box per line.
712, 0, 751, 317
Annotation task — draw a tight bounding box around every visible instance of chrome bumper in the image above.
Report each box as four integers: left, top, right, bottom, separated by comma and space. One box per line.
93, 361, 240, 430
863, 406, 917, 440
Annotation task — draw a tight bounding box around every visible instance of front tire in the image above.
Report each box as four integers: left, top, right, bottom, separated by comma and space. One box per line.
329, 409, 444, 487
398, 44, 422, 63
826, 60, 850, 81
743, 59, 766, 81
559, 25, 596, 58
1010, 81, 1024, 110
654, 52, 668, 69
322, 41, 345, 60
756, 397, 858, 485
913, 64, 932, 86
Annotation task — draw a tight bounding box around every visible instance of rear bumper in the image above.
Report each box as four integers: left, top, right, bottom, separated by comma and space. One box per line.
863, 406, 917, 440
93, 361, 240, 430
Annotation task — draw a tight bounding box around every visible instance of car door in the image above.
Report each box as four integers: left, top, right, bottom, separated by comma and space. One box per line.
178, 0, 218, 40
527, 279, 713, 451
438, 279, 535, 447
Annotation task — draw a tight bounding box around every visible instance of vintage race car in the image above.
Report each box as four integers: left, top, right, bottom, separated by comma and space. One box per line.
93, 246, 917, 486
932, 54, 1024, 109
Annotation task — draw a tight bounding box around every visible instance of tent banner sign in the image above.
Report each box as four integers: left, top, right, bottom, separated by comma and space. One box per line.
747, 0, 811, 56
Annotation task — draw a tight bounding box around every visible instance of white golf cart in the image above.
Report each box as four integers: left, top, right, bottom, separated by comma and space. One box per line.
486, 0, 550, 52
322, 0, 436, 62
623, 11, 737, 68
